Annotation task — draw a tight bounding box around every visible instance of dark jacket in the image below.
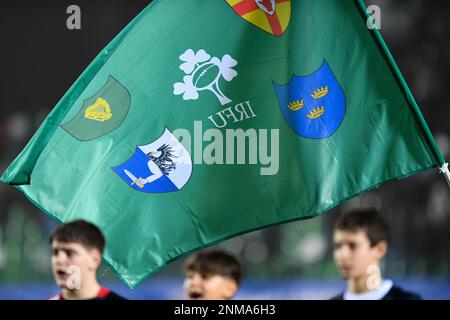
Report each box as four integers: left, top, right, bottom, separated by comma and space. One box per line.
49, 287, 126, 300
331, 285, 421, 300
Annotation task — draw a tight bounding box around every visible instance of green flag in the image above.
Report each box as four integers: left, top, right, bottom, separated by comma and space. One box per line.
1, 0, 446, 288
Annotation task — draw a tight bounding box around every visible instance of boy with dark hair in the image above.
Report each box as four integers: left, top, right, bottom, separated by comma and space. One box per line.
331, 208, 421, 300
183, 249, 243, 300
48, 220, 125, 300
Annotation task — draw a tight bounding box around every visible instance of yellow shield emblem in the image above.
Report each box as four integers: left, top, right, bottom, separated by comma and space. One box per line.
226, 0, 291, 36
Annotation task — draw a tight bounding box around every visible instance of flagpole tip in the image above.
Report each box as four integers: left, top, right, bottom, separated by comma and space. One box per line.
439, 163, 450, 187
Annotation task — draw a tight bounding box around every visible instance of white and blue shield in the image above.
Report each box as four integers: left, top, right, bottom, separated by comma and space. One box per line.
273, 60, 346, 139
112, 129, 192, 193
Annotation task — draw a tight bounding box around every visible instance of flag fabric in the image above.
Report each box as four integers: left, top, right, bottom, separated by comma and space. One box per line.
1, 0, 445, 288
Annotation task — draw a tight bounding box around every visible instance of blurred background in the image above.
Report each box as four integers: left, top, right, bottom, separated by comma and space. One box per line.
0, 0, 449, 299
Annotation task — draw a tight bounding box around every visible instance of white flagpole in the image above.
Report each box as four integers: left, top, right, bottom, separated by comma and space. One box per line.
440, 162, 450, 187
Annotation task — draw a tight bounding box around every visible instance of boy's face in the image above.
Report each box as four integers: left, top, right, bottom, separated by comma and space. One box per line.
51, 241, 100, 290
184, 271, 238, 300
333, 229, 386, 280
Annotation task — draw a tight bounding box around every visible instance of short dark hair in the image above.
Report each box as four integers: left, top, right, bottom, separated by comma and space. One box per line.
184, 249, 243, 285
49, 220, 105, 254
334, 208, 389, 247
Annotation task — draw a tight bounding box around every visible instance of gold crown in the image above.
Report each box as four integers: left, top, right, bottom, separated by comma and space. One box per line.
85, 97, 112, 122
311, 86, 328, 99
307, 106, 325, 119
288, 99, 304, 111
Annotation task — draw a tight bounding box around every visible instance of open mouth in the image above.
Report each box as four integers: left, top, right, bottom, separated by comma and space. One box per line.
189, 291, 203, 299
56, 270, 68, 278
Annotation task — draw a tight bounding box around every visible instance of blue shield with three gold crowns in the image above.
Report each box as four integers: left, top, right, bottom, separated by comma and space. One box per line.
273, 60, 346, 139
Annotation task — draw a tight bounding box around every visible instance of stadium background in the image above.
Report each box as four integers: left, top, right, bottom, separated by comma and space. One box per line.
0, 0, 449, 299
